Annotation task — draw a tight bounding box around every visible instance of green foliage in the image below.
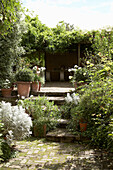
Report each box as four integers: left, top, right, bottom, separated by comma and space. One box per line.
0, 11, 25, 88
21, 15, 50, 53
0, 120, 16, 162
15, 68, 34, 82
0, 0, 23, 35
0, 141, 15, 161
18, 96, 61, 135
69, 65, 90, 83
60, 103, 72, 119
70, 75, 113, 148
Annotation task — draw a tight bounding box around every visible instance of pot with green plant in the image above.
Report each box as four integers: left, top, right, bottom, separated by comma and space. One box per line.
38, 76, 43, 91
1, 79, 12, 97
15, 68, 34, 97
31, 66, 43, 92
31, 66, 39, 92
74, 91, 93, 132
68, 65, 90, 88
33, 118, 48, 137
79, 112, 88, 132
18, 96, 61, 138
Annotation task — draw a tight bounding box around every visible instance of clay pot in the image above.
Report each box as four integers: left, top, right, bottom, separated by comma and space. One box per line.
16, 81, 31, 98
1, 88, 12, 97
33, 124, 47, 137
31, 82, 38, 92
75, 82, 78, 89
79, 122, 87, 132
38, 81, 41, 91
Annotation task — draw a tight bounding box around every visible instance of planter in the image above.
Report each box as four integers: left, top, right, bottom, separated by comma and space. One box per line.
31, 81, 38, 92
16, 81, 31, 98
38, 81, 41, 91
75, 82, 78, 89
75, 82, 87, 89
79, 122, 87, 132
1, 88, 12, 97
33, 124, 47, 137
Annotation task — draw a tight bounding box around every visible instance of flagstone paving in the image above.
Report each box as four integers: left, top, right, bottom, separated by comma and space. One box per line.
0, 137, 113, 170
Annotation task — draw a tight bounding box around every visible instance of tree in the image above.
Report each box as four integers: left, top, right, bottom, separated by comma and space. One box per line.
0, 12, 25, 86
21, 15, 50, 53
0, 0, 23, 35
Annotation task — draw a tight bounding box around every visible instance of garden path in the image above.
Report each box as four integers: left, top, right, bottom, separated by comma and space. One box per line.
0, 82, 113, 169
0, 137, 113, 169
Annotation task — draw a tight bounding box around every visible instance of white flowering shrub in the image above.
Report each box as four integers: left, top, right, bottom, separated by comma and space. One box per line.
0, 101, 32, 141
65, 93, 80, 105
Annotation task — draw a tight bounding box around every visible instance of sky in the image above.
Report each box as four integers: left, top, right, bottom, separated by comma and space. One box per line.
22, 0, 113, 31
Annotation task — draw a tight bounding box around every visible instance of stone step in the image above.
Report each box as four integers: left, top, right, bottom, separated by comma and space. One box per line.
31, 91, 67, 97
47, 96, 65, 105
46, 128, 80, 143
57, 119, 69, 128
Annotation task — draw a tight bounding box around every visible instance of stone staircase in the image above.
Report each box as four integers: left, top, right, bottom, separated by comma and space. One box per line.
46, 119, 81, 143
0, 82, 82, 142
34, 82, 79, 143
31, 82, 75, 105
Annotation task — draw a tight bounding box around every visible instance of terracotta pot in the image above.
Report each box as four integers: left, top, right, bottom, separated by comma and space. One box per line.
31, 82, 38, 92
75, 82, 77, 89
34, 124, 47, 137
79, 122, 87, 132
38, 81, 41, 91
78, 82, 87, 86
17, 81, 31, 98
1, 88, 12, 97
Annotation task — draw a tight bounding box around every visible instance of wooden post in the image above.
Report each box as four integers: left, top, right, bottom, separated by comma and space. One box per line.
78, 43, 80, 66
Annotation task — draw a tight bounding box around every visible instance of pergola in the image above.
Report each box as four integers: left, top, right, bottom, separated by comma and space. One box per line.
45, 43, 83, 81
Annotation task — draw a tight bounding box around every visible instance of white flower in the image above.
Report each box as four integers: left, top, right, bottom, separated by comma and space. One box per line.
65, 93, 73, 103
33, 66, 37, 70
69, 76, 73, 80
21, 96, 25, 99
30, 95, 33, 98
74, 65, 78, 68
71, 93, 80, 105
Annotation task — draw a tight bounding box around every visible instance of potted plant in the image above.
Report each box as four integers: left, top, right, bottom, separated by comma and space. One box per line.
18, 96, 61, 138
68, 65, 90, 88
31, 66, 39, 92
1, 79, 12, 97
33, 118, 48, 137
37, 76, 43, 91
31, 66, 44, 92
15, 68, 34, 97
78, 111, 88, 132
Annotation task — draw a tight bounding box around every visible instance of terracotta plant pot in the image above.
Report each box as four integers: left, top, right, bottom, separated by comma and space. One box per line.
1, 88, 12, 97
38, 81, 41, 91
33, 124, 47, 137
79, 122, 87, 132
31, 82, 38, 92
75, 82, 77, 89
17, 81, 31, 98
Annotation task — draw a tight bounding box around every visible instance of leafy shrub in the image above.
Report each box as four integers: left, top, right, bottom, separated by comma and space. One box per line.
68, 65, 90, 83
70, 78, 113, 149
18, 96, 61, 133
0, 101, 32, 142
15, 68, 34, 82
60, 93, 80, 119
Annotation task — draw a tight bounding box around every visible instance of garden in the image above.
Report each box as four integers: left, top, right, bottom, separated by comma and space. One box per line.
0, 0, 113, 168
